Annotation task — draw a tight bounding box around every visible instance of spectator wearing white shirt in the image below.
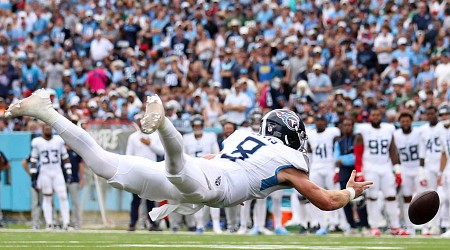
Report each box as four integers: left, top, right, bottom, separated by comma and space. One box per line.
90, 30, 114, 62
223, 81, 252, 126
373, 25, 394, 72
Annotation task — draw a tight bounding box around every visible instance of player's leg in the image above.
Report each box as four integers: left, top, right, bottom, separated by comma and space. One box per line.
210, 207, 222, 234
31, 188, 42, 229
238, 200, 251, 234
424, 170, 440, 235
37, 173, 53, 228
53, 174, 70, 229
271, 190, 289, 235
308, 171, 322, 232
402, 173, 415, 235
67, 183, 81, 229
5, 89, 118, 179
128, 194, 141, 231
380, 171, 406, 235
225, 205, 240, 233
285, 191, 301, 227
364, 170, 382, 236
194, 207, 206, 233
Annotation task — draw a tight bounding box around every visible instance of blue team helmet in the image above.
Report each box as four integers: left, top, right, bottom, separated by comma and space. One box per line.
260, 109, 308, 151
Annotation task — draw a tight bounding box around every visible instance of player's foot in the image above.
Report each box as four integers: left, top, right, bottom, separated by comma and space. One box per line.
298, 225, 308, 235
141, 95, 165, 134
237, 227, 247, 234
274, 227, 291, 235
361, 227, 370, 236
391, 228, 409, 236
309, 225, 319, 234
149, 224, 162, 231
127, 225, 136, 232
441, 230, 450, 238
5, 88, 53, 119
45, 224, 54, 231
315, 227, 328, 236
249, 226, 260, 235
259, 227, 274, 235
343, 228, 359, 236
195, 228, 204, 234
284, 219, 301, 227
32, 225, 40, 230
370, 228, 381, 236
213, 227, 223, 234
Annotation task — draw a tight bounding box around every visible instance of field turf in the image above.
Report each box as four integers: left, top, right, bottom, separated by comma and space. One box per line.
1, 229, 450, 250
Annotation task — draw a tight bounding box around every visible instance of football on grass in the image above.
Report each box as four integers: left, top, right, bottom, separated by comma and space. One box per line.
408, 190, 440, 225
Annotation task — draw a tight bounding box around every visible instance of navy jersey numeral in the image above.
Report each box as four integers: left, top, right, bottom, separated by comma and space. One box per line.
368, 139, 389, 155
399, 145, 419, 162
221, 136, 266, 162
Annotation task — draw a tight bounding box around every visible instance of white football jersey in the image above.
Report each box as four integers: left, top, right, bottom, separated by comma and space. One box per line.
440, 125, 450, 160
419, 123, 443, 165
394, 127, 421, 169
215, 130, 310, 202
356, 123, 395, 168
30, 136, 68, 172
307, 127, 340, 169
183, 132, 220, 157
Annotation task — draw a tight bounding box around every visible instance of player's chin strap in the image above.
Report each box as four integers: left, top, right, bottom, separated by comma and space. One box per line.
149, 203, 204, 221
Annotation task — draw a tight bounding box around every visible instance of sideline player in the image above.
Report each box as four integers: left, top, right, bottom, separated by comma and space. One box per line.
183, 115, 222, 234
354, 108, 407, 236
5, 89, 372, 221
30, 124, 72, 229
306, 115, 341, 235
419, 106, 444, 235
394, 111, 426, 235
438, 104, 450, 237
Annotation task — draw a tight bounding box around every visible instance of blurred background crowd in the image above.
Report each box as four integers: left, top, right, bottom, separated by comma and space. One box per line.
0, 0, 449, 131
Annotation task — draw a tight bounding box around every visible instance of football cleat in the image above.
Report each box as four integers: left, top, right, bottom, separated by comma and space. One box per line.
141, 95, 165, 134
5, 88, 52, 119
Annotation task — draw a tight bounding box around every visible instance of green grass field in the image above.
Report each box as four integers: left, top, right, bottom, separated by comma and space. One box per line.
1, 229, 450, 250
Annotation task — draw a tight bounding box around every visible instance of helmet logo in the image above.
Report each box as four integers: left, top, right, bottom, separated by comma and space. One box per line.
275, 110, 300, 131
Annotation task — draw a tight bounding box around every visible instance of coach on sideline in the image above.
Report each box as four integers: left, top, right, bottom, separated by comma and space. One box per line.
334, 118, 370, 235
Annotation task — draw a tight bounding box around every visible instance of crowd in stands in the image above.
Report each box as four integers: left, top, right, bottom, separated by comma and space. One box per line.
0, 0, 449, 132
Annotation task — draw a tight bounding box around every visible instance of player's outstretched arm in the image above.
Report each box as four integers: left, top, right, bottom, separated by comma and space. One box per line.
278, 168, 372, 211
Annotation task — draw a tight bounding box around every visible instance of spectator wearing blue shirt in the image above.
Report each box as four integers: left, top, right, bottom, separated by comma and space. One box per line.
416, 61, 434, 89
334, 118, 370, 234
32, 9, 49, 44
21, 56, 43, 92
254, 53, 277, 85
392, 37, 413, 71
307, 64, 332, 103
256, 2, 273, 27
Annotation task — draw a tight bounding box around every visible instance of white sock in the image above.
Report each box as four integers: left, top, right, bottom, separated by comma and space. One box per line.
194, 208, 205, 229
385, 200, 400, 228
240, 201, 251, 229
290, 192, 301, 223
272, 196, 282, 229
58, 192, 70, 227
254, 199, 267, 228
210, 207, 221, 230
299, 201, 309, 228
367, 199, 380, 228
42, 195, 53, 226
403, 202, 413, 229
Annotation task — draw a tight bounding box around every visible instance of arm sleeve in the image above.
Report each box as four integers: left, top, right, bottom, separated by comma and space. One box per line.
30, 139, 39, 163
334, 141, 342, 162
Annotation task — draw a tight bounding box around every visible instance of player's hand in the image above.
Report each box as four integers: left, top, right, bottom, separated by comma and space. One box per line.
201, 154, 217, 160
140, 137, 151, 145
419, 167, 428, 186
355, 172, 365, 182
333, 171, 339, 184
395, 173, 402, 188
437, 175, 443, 186
346, 170, 373, 198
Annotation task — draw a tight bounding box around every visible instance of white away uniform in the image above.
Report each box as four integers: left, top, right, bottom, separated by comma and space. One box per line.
182, 131, 221, 232
30, 136, 70, 227
357, 123, 400, 229
307, 127, 340, 228
394, 127, 422, 197
419, 123, 444, 190
108, 130, 310, 220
